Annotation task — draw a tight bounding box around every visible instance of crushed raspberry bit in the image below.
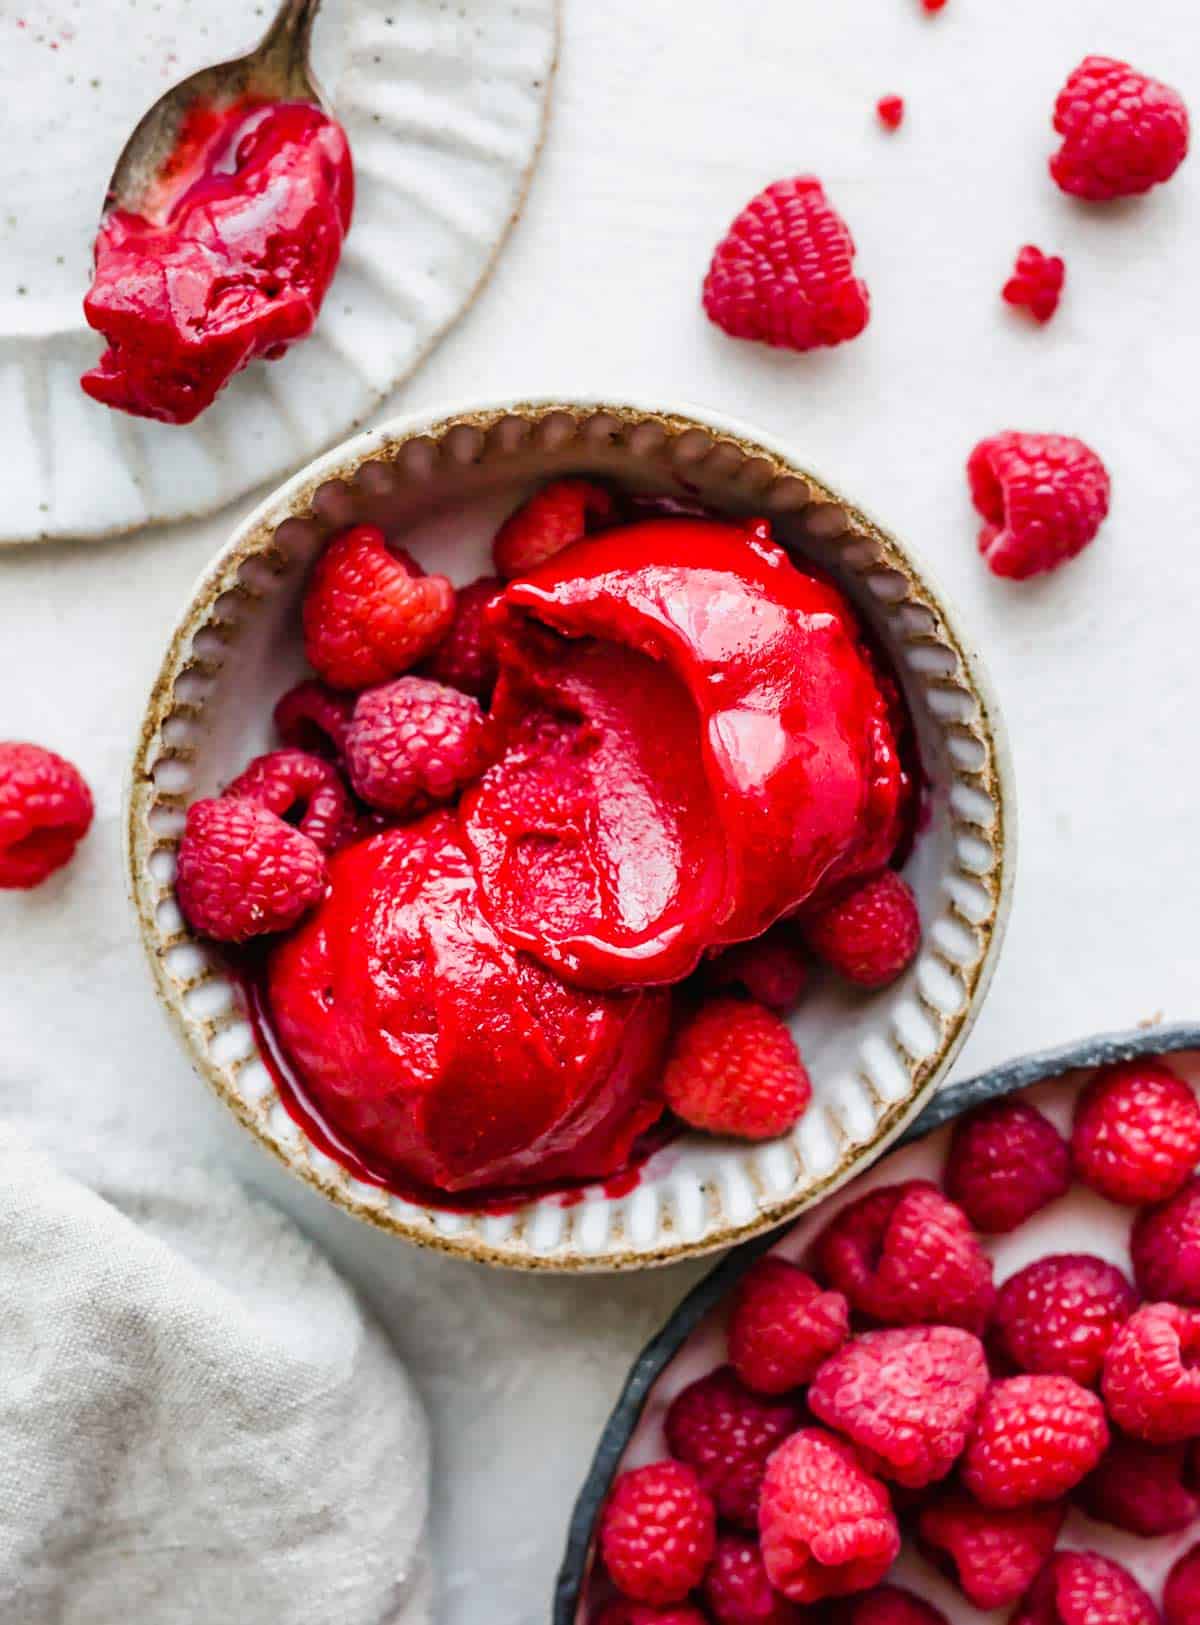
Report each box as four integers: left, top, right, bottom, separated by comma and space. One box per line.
1078, 1435, 1200, 1536
968, 431, 1111, 580
175, 797, 326, 942
599, 1462, 715, 1607
877, 96, 905, 131
1165, 1543, 1200, 1625
1132, 1176, 1200, 1304
0, 741, 94, 889
1003, 246, 1065, 325
943, 1098, 1071, 1233
492, 479, 615, 579
1051, 56, 1190, 201
664, 1366, 800, 1528
916, 1493, 1065, 1610
1011, 1550, 1160, 1625
1072, 1059, 1200, 1205
663, 997, 811, 1141
701, 1533, 801, 1625
728, 1257, 849, 1397
420, 574, 503, 698
1103, 1302, 1200, 1443
344, 676, 492, 817
989, 1253, 1137, 1387
802, 872, 920, 988
223, 748, 358, 853
840, 1586, 948, 1625
962, 1374, 1108, 1507
272, 678, 354, 759
705, 928, 808, 1013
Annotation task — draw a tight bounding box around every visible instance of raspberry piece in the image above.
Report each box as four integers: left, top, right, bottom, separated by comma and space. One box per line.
420, 574, 502, 698
1003, 245, 1065, 325
600, 1462, 716, 1607
916, 1493, 1065, 1610
0, 741, 93, 889
1073, 1060, 1200, 1205
758, 1428, 899, 1604
223, 749, 358, 853
962, 1374, 1108, 1507
728, 1257, 849, 1397
1051, 56, 1189, 201
1077, 1436, 1200, 1536
663, 997, 811, 1141
1011, 1551, 1160, 1625
302, 525, 455, 690
1165, 1544, 1200, 1625
664, 1366, 800, 1527
877, 97, 905, 131
706, 929, 808, 1013
838, 1586, 948, 1625
1132, 1177, 1200, 1304
990, 1253, 1137, 1387
272, 679, 354, 758
807, 1325, 988, 1489
702, 177, 870, 353
702, 1534, 801, 1625
968, 432, 1110, 580
802, 872, 920, 988
595, 1605, 708, 1625
1103, 1303, 1200, 1443
944, 1098, 1071, 1234
812, 1179, 995, 1332
492, 480, 614, 579
175, 797, 326, 942
344, 677, 492, 817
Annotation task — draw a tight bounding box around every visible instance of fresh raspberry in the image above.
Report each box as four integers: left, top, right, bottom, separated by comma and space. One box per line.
272, 679, 354, 758
344, 677, 492, 817
420, 574, 502, 698
943, 1098, 1071, 1233
223, 749, 358, 853
1050, 56, 1189, 201
1132, 1177, 1200, 1304
1077, 1436, 1200, 1536
916, 1493, 1065, 1610
492, 480, 614, 579
595, 1605, 708, 1625
663, 997, 811, 1141
175, 797, 326, 942
1011, 1551, 1160, 1625
1003, 246, 1066, 324
812, 1179, 995, 1332
876, 97, 905, 131
836, 1586, 948, 1625
962, 1374, 1108, 1507
664, 1366, 800, 1527
728, 1257, 849, 1396
702, 1534, 801, 1625
705, 929, 808, 1013
600, 1462, 716, 1607
989, 1253, 1137, 1387
967, 432, 1110, 580
1072, 1060, 1200, 1205
807, 1325, 988, 1489
302, 525, 455, 690
0, 741, 94, 889
702, 177, 870, 353
802, 872, 920, 988
1165, 1544, 1200, 1625
758, 1428, 899, 1604
1103, 1303, 1200, 1443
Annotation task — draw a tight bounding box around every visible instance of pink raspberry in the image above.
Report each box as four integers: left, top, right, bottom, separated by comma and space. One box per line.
728, 1257, 849, 1396
420, 574, 502, 698
599, 1462, 716, 1607
1133, 1176, 1200, 1304
812, 1179, 995, 1332
1011, 1551, 1160, 1625
968, 432, 1110, 580
664, 1366, 800, 1528
175, 797, 326, 942
0, 741, 94, 889
1002, 246, 1065, 325
1165, 1544, 1200, 1625
989, 1253, 1137, 1387
223, 749, 358, 853
1077, 1436, 1200, 1536
758, 1428, 899, 1604
943, 1098, 1071, 1233
1072, 1060, 1200, 1205
839, 1586, 949, 1625
595, 1605, 708, 1625
272, 679, 354, 758
807, 1325, 988, 1489
1103, 1302, 1200, 1443
802, 872, 920, 988
876, 97, 905, 132
701, 1534, 801, 1625
492, 480, 615, 579
663, 998, 812, 1141
705, 929, 808, 1013
1051, 56, 1189, 201
916, 1493, 1065, 1610
344, 676, 492, 816
962, 1374, 1108, 1507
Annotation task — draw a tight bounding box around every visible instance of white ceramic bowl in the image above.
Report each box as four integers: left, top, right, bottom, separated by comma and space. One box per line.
127, 397, 1016, 1271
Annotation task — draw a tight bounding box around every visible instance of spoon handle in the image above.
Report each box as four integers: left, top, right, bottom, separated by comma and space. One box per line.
260, 0, 325, 73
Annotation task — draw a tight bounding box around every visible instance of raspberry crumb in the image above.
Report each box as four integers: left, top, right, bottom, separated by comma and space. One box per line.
943, 1098, 1071, 1233
599, 1461, 715, 1606
877, 96, 905, 131
968, 431, 1110, 580
1051, 56, 1190, 201
663, 997, 811, 1141
727, 1257, 849, 1396
1072, 1059, 1200, 1205
664, 1365, 800, 1528
0, 741, 93, 889
1003, 246, 1065, 324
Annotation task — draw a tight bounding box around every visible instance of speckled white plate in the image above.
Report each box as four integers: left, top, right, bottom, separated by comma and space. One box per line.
126, 396, 1015, 1271
0, 0, 556, 544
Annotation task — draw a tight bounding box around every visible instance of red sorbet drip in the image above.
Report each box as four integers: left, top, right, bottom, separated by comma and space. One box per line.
82, 98, 353, 424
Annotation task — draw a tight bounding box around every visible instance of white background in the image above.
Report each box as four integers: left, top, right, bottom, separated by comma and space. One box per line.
3, 1, 1200, 1619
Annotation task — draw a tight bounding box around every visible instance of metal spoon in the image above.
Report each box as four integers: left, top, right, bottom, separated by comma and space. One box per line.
101, 0, 327, 218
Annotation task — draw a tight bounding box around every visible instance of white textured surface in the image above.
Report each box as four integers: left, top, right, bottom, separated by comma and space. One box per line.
1, 0, 1199, 1617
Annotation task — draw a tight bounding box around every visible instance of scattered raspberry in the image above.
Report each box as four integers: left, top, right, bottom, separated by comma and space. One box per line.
600, 1462, 715, 1607
0, 741, 94, 889
663, 997, 811, 1141
706, 929, 809, 1013
943, 1098, 1071, 1233
1003, 246, 1066, 324
812, 1179, 995, 1332
1165, 1544, 1200, 1625
990, 1253, 1137, 1387
1072, 1060, 1200, 1205
727, 1257, 849, 1396
344, 676, 491, 817
595, 1604, 709, 1625
1051, 56, 1190, 201
917, 1494, 1064, 1610
962, 1373, 1108, 1507
758, 1428, 899, 1604
838, 1586, 949, 1625
802, 872, 920, 988
1011, 1551, 1160, 1625
922, 0, 947, 10
223, 749, 358, 853
420, 574, 502, 697
807, 1325, 988, 1489
1103, 1302, 1200, 1443
175, 797, 326, 942
1078, 1436, 1200, 1536
272, 679, 354, 758
702, 1534, 801, 1625
492, 480, 614, 579
302, 525, 455, 690
1132, 1177, 1200, 1304
968, 432, 1110, 580
877, 97, 905, 131
664, 1366, 800, 1527
702, 177, 870, 353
